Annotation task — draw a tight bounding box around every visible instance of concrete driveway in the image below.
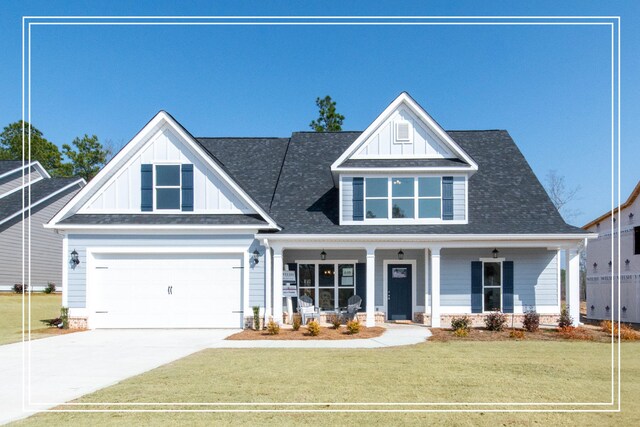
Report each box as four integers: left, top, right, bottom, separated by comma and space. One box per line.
0, 329, 238, 425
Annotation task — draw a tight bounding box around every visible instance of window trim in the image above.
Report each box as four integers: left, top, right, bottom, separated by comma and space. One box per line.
635, 226, 640, 255
481, 259, 504, 313
296, 260, 357, 311
154, 163, 182, 212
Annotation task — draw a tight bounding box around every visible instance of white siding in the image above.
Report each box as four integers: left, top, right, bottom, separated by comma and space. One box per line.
0, 167, 43, 197
341, 176, 354, 222
354, 107, 455, 159
66, 234, 263, 309
80, 125, 253, 214
439, 248, 559, 310
453, 176, 465, 220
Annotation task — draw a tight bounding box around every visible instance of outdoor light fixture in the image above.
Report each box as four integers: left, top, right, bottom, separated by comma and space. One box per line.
252, 250, 260, 264
630, 212, 634, 221
320, 250, 327, 261
593, 262, 598, 271
626, 259, 630, 268
623, 306, 627, 312
492, 248, 499, 258
590, 305, 595, 310
397, 250, 405, 260
70, 249, 80, 265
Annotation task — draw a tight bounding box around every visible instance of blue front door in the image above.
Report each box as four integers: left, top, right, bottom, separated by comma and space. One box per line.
388, 264, 412, 321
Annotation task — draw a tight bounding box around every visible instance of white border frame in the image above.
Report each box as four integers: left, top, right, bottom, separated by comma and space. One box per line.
295, 259, 358, 311
20, 14, 621, 416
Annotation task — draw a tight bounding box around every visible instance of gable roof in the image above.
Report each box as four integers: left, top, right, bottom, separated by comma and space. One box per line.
47, 111, 280, 230
0, 161, 24, 176
0, 160, 51, 180
582, 180, 640, 230
331, 92, 478, 172
263, 130, 586, 235
0, 177, 85, 227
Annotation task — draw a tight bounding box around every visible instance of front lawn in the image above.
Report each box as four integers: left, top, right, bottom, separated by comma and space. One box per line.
14, 340, 639, 426
0, 293, 66, 345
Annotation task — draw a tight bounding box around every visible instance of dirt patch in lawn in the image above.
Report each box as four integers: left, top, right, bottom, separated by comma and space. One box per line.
429, 326, 615, 343
226, 326, 385, 340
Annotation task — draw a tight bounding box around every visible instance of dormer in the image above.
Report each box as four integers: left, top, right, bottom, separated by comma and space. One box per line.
332, 93, 477, 225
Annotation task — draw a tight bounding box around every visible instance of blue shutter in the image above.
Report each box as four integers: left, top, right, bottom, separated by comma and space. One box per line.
352, 177, 364, 221
503, 261, 514, 313
287, 263, 298, 311
471, 261, 482, 313
141, 164, 153, 212
355, 263, 367, 312
181, 164, 194, 212
442, 176, 453, 220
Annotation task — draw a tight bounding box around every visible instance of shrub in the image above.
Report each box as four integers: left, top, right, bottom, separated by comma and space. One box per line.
331, 315, 342, 330
292, 317, 301, 331
522, 309, 540, 332
43, 282, 56, 294
558, 306, 573, 328
601, 320, 640, 340
41, 317, 62, 328
346, 319, 361, 335
601, 320, 613, 334
558, 326, 592, 341
453, 328, 469, 337
450, 316, 471, 332
252, 306, 261, 330
266, 320, 280, 335
484, 311, 507, 331
307, 320, 320, 336
12, 283, 28, 293
509, 329, 525, 340
60, 307, 69, 329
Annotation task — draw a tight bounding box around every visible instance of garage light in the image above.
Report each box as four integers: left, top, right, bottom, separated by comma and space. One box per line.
253, 250, 260, 264
70, 250, 80, 265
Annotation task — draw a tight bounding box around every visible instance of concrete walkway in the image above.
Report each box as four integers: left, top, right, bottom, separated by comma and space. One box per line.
0, 329, 238, 425
217, 323, 431, 348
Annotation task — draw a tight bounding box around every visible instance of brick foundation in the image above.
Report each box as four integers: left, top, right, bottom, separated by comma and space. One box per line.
68, 317, 87, 329
413, 312, 560, 328
281, 311, 385, 326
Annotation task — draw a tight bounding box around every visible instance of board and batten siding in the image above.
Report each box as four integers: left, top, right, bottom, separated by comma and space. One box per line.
439, 248, 559, 312
354, 107, 455, 158
65, 234, 264, 309
0, 167, 43, 197
80, 125, 252, 214
0, 187, 79, 290
341, 176, 354, 222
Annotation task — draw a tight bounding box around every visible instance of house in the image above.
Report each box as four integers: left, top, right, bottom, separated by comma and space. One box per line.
0, 160, 85, 291
583, 181, 640, 323
45, 93, 593, 329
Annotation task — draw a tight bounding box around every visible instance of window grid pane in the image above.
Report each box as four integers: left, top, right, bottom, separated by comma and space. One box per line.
365, 178, 388, 197
156, 165, 180, 186
418, 177, 441, 197
366, 199, 388, 219
419, 199, 441, 219
392, 199, 415, 219
156, 188, 180, 209
392, 178, 414, 197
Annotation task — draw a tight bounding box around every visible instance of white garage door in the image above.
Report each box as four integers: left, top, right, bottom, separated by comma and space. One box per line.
91, 253, 243, 328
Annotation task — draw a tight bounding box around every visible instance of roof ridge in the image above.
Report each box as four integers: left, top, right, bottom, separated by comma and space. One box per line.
195, 136, 289, 140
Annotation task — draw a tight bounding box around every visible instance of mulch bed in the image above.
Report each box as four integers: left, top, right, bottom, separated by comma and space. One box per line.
226, 326, 385, 340
23, 327, 85, 337
429, 326, 615, 343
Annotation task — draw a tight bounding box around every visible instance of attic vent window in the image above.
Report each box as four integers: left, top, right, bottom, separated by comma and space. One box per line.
395, 121, 411, 143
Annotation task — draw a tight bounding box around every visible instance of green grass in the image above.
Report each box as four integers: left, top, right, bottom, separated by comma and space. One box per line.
0, 293, 62, 345
13, 340, 640, 426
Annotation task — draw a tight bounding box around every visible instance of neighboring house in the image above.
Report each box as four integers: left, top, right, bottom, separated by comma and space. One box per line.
0, 160, 85, 291
583, 181, 640, 323
46, 92, 592, 329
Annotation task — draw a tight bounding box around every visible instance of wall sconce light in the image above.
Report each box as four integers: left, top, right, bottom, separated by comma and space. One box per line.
623, 306, 627, 312
397, 250, 404, 260
492, 248, 499, 258
605, 305, 610, 312
70, 249, 80, 265
590, 305, 595, 310
629, 212, 634, 222
593, 262, 598, 271
625, 259, 630, 269
320, 250, 327, 261
252, 250, 260, 264
613, 217, 617, 223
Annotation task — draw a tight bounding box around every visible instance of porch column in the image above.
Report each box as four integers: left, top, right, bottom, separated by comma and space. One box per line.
565, 247, 580, 326
424, 248, 430, 314
430, 247, 441, 327
264, 243, 272, 320
272, 247, 283, 324
365, 247, 376, 327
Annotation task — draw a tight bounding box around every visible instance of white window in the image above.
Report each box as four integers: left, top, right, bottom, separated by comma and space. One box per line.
298, 262, 356, 310
364, 177, 444, 220
155, 164, 181, 210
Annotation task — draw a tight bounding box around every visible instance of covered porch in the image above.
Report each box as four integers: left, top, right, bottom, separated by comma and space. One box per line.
260, 236, 585, 328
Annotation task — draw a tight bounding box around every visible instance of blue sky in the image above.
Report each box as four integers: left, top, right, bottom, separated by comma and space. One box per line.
0, 1, 638, 227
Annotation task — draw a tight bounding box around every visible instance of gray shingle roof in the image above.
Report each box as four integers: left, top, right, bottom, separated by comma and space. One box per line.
0, 178, 83, 224
59, 213, 268, 226
338, 158, 470, 168
264, 130, 586, 235
0, 161, 24, 175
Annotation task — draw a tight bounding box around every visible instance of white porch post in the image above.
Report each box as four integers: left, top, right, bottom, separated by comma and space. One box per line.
366, 247, 376, 327
565, 247, 580, 326
424, 248, 430, 315
430, 247, 441, 327
272, 247, 283, 324
264, 242, 272, 320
